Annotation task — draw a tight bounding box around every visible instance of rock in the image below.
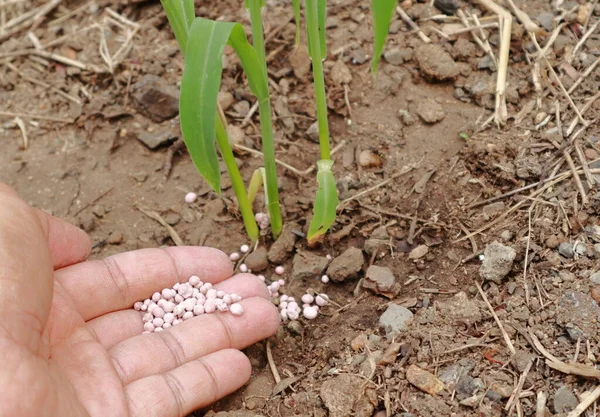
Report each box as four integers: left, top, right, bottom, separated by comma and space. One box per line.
350, 47, 367, 65
289, 44, 311, 79
331, 60, 352, 85
204, 411, 265, 417
416, 44, 459, 81
553, 385, 578, 414
227, 125, 247, 149
79, 213, 95, 233
379, 342, 402, 364
479, 241, 516, 283
591, 272, 600, 284
245, 247, 269, 272
416, 99, 445, 124
477, 55, 496, 70
436, 292, 482, 325
379, 304, 413, 338
455, 376, 485, 400
434, 0, 458, 15
383, 48, 404, 65
218, 91, 235, 111
453, 39, 476, 61
320, 374, 375, 417
233, 100, 250, 117
488, 382, 513, 399
164, 212, 180, 226
132, 171, 148, 183
327, 247, 364, 282
483, 202, 505, 219
556, 291, 600, 340
558, 242, 574, 258
409, 244, 429, 259
92, 204, 105, 217
363, 265, 399, 298
358, 150, 383, 168
398, 109, 416, 125
585, 148, 599, 160
512, 350, 534, 373
287, 320, 303, 336
545, 235, 560, 249
364, 239, 388, 257
292, 251, 329, 280
304, 121, 320, 143
107, 231, 123, 245
406, 365, 445, 395
536, 11, 555, 32
500, 230, 513, 241
389, 20, 402, 34
591, 286, 600, 302
372, 226, 389, 240
268, 224, 297, 264
132, 74, 179, 122
136, 130, 178, 150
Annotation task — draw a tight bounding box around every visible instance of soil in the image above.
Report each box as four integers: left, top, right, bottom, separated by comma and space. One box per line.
3, 0, 600, 416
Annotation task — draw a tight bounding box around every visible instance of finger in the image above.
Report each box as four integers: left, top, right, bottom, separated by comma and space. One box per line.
88, 274, 270, 349
34, 208, 91, 269
55, 246, 233, 320
110, 297, 280, 385
0, 183, 53, 352
125, 349, 250, 417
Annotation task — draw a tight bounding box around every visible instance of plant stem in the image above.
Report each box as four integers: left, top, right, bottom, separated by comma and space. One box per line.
247, 0, 283, 238
305, 0, 331, 160
215, 110, 259, 242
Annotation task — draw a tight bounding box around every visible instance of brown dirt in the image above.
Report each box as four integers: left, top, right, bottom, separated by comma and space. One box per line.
3, 0, 600, 416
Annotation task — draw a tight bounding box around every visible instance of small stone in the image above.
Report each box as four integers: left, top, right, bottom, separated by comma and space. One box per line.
132, 171, 148, 183
364, 238, 388, 257
92, 205, 105, 217
416, 44, 459, 81
306, 121, 319, 143
553, 385, 578, 414
268, 223, 298, 264
79, 213, 95, 233
409, 244, 429, 259
292, 251, 329, 280
434, 0, 459, 15
591, 286, 600, 303
479, 241, 516, 283
351, 334, 369, 351
320, 374, 375, 417
507, 282, 517, 294
416, 99, 445, 124
289, 44, 311, 79
287, 320, 303, 336
556, 291, 600, 340
218, 91, 235, 111
245, 247, 269, 272
558, 242, 574, 258
453, 39, 476, 60
358, 150, 383, 168
477, 55, 496, 71
383, 48, 404, 65
536, 11, 555, 32
534, 111, 548, 125
379, 342, 402, 365
363, 265, 399, 298
585, 148, 599, 160
500, 230, 513, 241
136, 130, 178, 150
164, 212, 180, 226
132, 74, 179, 122
379, 304, 413, 338
512, 350, 534, 373
546, 235, 560, 249
331, 60, 352, 85
406, 365, 445, 395
233, 100, 250, 117
590, 271, 600, 284
483, 202, 505, 219
398, 109, 416, 125
350, 47, 367, 65
327, 247, 364, 282
436, 292, 482, 325
108, 231, 123, 245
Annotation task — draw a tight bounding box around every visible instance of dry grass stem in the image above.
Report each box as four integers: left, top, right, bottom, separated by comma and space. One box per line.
475, 282, 516, 355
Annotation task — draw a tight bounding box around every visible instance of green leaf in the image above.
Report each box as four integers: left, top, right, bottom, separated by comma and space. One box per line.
306, 0, 327, 60
292, 0, 301, 45
181, 0, 195, 29
160, 0, 189, 51
244, 0, 265, 8
307, 160, 338, 245
181, 18, 238, 193
370, 0, 398, 74
227, 24, 269, 100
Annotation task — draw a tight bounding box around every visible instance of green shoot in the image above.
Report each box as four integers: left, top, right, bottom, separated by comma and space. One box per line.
244, 0, 283, 239
370, 0, 399, 74
305, 0, 339, 245
247, 168, 265, 205
160, 0, 261, 240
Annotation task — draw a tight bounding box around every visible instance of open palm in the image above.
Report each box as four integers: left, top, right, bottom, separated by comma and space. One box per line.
0, 184, 280, 417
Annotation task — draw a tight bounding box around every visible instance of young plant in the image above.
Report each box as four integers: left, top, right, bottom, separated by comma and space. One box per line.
370, 0, 400, 74
303, 0, 339, 246
244, 0, 283, 238
161, 0, 261, 241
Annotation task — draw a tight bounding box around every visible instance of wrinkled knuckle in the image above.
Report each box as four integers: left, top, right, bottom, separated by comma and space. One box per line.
162, 373, 186, 417
102, 256, 130, 307
160, 330, 187, 367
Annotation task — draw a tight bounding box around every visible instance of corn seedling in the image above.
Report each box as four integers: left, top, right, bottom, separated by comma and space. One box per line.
161, 0, 401, 244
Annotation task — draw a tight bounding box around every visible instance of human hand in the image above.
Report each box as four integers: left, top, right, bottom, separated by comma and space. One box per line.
0, 183, 280, 417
